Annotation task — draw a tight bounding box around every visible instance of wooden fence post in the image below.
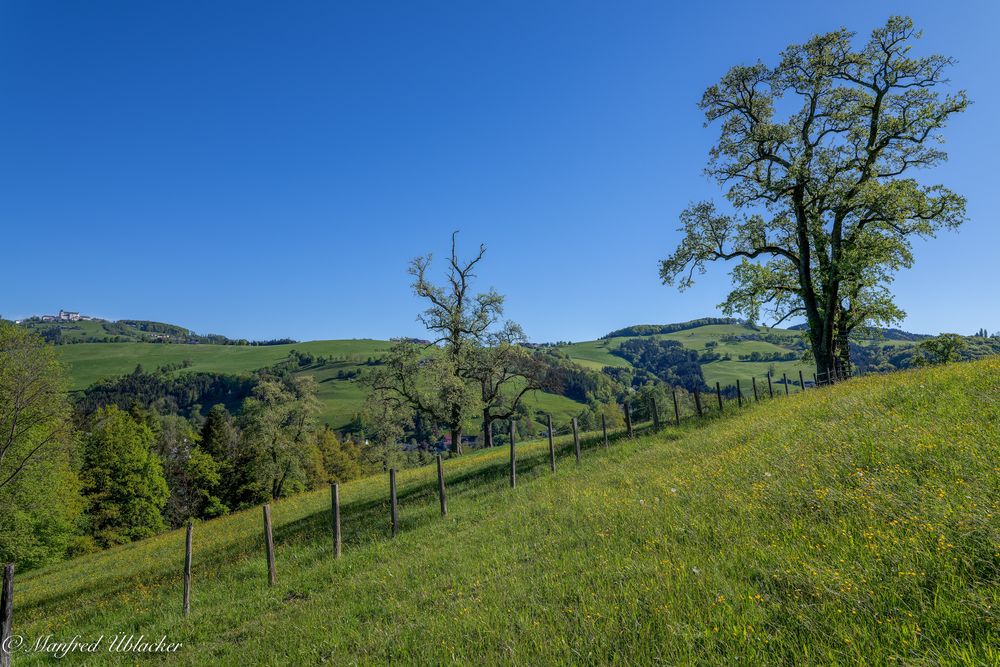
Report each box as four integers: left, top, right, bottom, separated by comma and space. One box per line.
509, 421, 517, 488
736, 379, 743, 407
436, 455, 447, 516
783, 373, 789, 396
183, 521, 193, 616
651, 397, 660, 430
389, 468, 399, 536
767, 373, 774, 398
813, 372, 818, 387
263, 504, 276, 586
716, 382, 723, 411
624, 403, 634, 438
0, 563, 11, 667
672, 389, 680, 426
547, 414, 556, 471
694, 389, 703, 417
331, 482, 342, 558
752, 377, 759, 402
799, 370, 805, 391
572, 417, 581, 463
602, 413, 608, 448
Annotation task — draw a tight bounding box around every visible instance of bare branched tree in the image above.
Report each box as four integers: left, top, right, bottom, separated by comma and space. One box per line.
365, 233, 548, 454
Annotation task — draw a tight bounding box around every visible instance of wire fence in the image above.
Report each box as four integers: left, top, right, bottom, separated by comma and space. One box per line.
0, 366, 853, 647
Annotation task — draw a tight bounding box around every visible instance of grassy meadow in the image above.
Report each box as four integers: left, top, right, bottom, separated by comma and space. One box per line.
556, 323, 815, 388
55, 338, 588, 429
12, 358, 999, 665
55, 339, 393, 389
45, 321, 943, 430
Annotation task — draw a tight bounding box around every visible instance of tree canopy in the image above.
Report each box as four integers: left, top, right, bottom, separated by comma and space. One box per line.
659, 16, 967, 377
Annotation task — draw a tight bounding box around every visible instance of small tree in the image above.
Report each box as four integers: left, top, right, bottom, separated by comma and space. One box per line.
82, 406, 169, 547
240, 376, 320, 499
362, 340, 463, 456
912, 333, 967, 366
659, 17, 967, 378
200, 403, 239, 461
312, 426, 362, 482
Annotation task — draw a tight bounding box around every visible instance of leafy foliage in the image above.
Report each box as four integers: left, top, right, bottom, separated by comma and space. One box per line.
659, 17, 968, 376
612, 338, 707, 391
81, 406, 169, 547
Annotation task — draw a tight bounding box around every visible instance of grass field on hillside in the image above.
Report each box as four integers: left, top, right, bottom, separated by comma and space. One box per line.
555, 339, 633, 371
701, 359, 815, 389
20, 320, 122, 343
13, 359, 999, 665
305, 362, 585, 428
56, 339, 393, 389
57, 340, 588, 429
558, 324, 813, 388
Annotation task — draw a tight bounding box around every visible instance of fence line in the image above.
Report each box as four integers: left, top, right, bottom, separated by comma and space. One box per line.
0, 365, 851, 632
218, 365, 841, 607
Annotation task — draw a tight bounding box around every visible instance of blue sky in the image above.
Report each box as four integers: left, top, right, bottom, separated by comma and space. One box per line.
1, 1, 997, 342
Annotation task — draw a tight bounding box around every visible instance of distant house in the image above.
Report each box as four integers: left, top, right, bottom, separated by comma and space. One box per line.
58, 310, 81, 322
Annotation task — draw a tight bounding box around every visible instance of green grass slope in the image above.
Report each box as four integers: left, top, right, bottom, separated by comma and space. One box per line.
56, 340, 397, 428
56, 339, 392, 389
51, 321, 870, 429
14, 358, 999, 664
558, 322, 816, 388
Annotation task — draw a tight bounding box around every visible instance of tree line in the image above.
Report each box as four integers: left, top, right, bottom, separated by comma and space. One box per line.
0, 324, 383, 571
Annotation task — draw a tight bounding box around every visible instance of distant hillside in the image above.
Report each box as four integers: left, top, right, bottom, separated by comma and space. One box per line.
557, 320, 999, 390
787, 322, 932, 342
557, 321, 814, 388
16, 316, 296, 346
42, 317, 1000, 430
602, 317, 744, 339
55, 339, 587, 429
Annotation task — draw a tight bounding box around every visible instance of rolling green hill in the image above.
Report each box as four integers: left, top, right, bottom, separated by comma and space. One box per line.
55, 338, 587, 428
44, 318, 974, 429
556, 321, 815, 388
15, 317, 245, 345
56, 339, 391, 390
13, 359, 999, 664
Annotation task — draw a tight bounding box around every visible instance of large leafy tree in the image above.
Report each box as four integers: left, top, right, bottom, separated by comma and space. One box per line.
0, 323, 73, 491
659, 17, 967, 379
157, 415, 226, 526
0, 324, 84, 568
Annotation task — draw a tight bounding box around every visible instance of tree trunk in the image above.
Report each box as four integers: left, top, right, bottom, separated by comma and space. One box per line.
812, 342, 854, 383
482, 409, 494, 448
450, 427, 462, 455
810, 336, 837, 385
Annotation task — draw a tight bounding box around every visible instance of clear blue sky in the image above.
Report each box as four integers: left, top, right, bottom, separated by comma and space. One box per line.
2, 1, 997, 342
